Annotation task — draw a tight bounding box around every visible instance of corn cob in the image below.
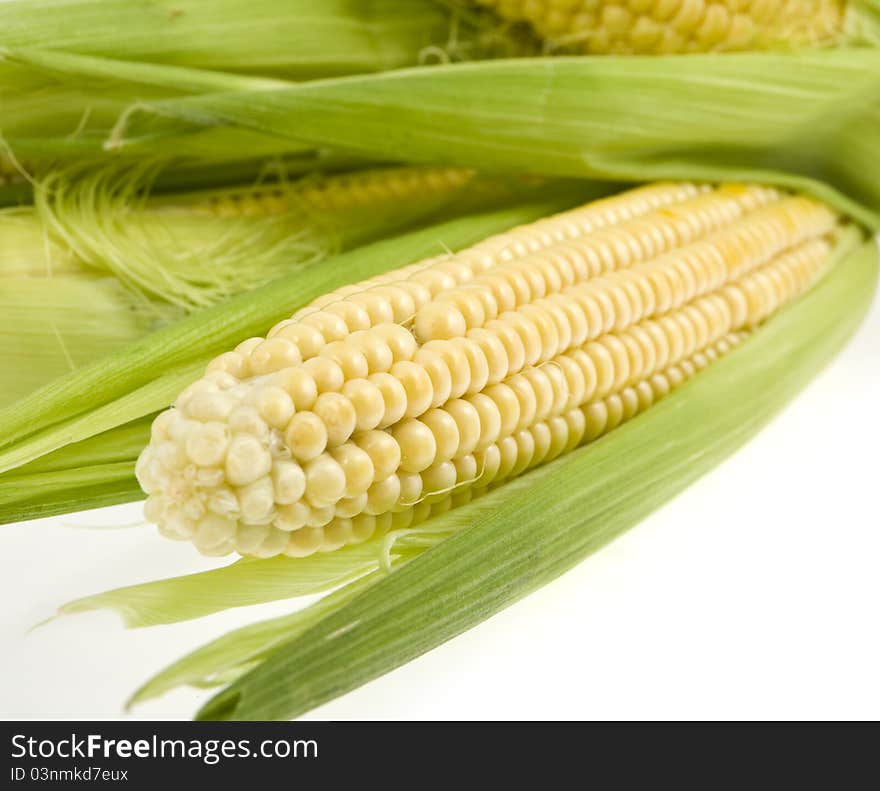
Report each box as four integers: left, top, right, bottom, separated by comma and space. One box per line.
136, 182, 848, 558
474, 0, 848, 53
178, 166, 477, 219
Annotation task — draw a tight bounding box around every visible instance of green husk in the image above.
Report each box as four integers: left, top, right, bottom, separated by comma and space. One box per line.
0, 0, 521, 174
59, 545, 405, 628
0, 419, 150, 523
185, 235, 878, 721
0, 46, 285, 93
123, 524, 466, 706
0, 0, 456, 79
11, 417, 152, 475
111, 49, 880, 230
0, 274, 153, 405
126, 572, 388, 707
0, 47, 306, 177
0, 462, 139, 522
0, 189, 613, 516
0, 206, 156, 404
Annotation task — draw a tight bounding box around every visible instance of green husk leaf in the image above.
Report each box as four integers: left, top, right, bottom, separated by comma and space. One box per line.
0, 46, 285, 93
0, 462, 140, 523
0, 361, 202, 476
193, 236, 878, 721
0, 0, 523, 172
126, 525, 463, 705
0, 273, 153, 406
113, 50, 880, 229
126, 571, 385, 706
0, 0, 455, 79
0, 46, 311, 173
11, 417, 153, 476
0, 419, 152, 523
58, 543, 402, 628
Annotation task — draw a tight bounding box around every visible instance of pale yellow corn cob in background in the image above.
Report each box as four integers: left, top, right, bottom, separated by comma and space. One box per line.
175, 167, 477, 219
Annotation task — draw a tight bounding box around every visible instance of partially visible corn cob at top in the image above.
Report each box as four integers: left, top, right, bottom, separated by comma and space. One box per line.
136, 182, 852, 558
474, 0, 850, 54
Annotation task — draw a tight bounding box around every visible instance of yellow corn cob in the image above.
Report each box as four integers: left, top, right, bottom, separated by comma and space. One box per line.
474, 0, 847, 54
183, 166, 478, 218
136, 182, 848, 558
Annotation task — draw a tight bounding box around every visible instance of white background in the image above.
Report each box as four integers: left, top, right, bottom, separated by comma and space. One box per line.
1, 266, 878, 721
